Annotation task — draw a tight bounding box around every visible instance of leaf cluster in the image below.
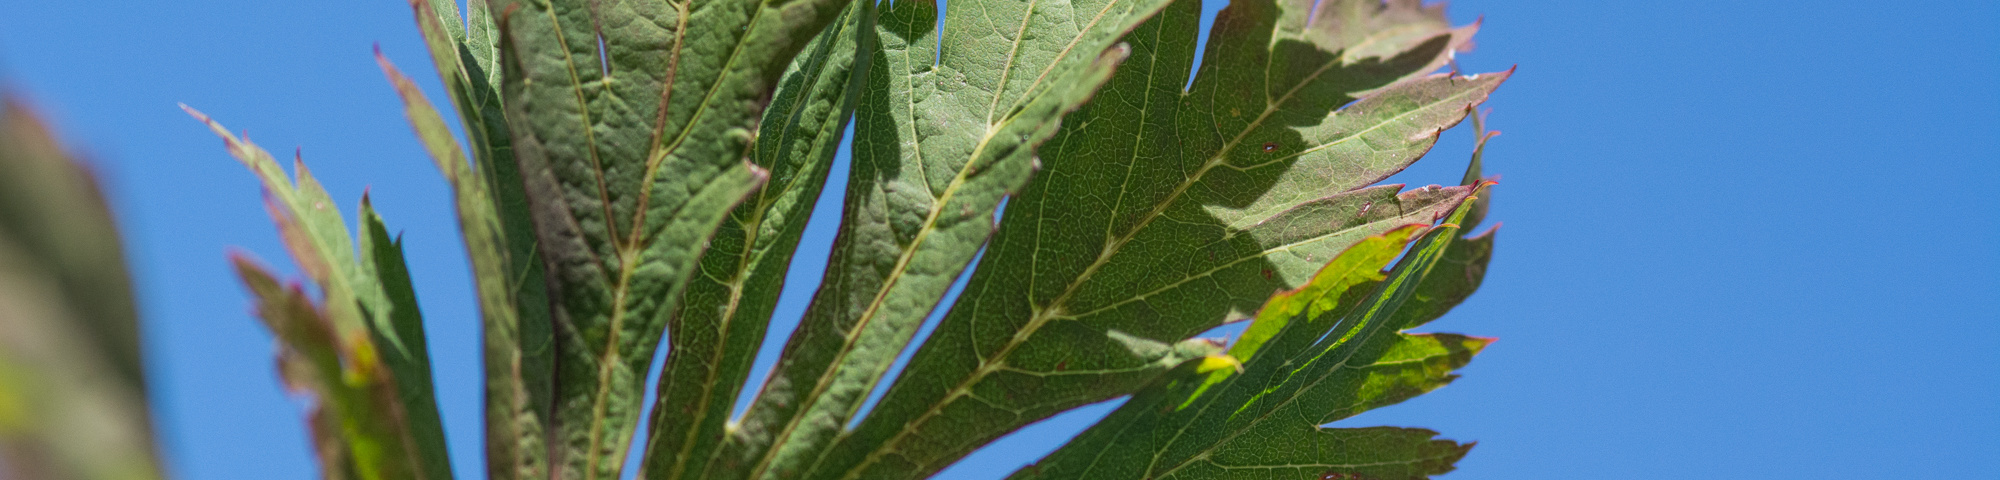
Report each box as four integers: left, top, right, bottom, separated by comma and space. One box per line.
0, 0, 1512, 478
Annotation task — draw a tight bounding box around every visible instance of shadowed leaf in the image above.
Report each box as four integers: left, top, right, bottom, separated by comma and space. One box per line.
478, 0, 855, 476
636, 1, 875, 478
722, 0, 1194, 476
1010, 197, 1489, 480
381, 8, 556, 469
818, 1, 1499, 478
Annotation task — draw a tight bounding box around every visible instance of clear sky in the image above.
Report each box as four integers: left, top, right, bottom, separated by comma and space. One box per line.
1, 0, 1995, 478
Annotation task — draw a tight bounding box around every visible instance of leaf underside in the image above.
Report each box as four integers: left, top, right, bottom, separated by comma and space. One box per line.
720, 0, 1187, 476
796, 1, 1504, 479
1011, 190, 1493, 480
478, 0, 852, 477
638, 1, 876, 479
200, 0, 1508, 476
401, 1, 553, 477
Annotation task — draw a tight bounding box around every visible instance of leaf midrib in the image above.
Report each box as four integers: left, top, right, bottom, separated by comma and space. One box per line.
743, 60, 982, 480
748, 0, 1134, 475
632, 0, 770, 249
565, 0, 775, 476
837, 31, 1351, 476
502, 7, 619, 477
982, 0, 1044, 123
731, 9, 936, 478
1141, 227, 1453, 479
661, 30, 844, 478
534, 4, 620, 273
1050, 201, 1436, 323
1044, 76, 1490, 322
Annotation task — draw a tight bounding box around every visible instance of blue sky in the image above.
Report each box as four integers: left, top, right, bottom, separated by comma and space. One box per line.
2, 0, 1995, 478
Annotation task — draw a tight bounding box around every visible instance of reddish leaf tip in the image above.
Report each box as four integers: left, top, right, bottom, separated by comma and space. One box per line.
374, 46, 402, 77
1468, 222, 1501, 239
224, 248, 259, 266
1453, 339, 1496, 356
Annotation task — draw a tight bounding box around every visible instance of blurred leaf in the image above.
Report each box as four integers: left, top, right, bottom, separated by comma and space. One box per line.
0, 97, 163, 480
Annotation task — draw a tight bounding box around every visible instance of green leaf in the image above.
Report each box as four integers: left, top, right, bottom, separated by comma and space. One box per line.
1393, 229, 1493, 331
0, 97, 164, 480
232, 255, 390, 480
187, 107, 452, 480
481, 0, 853, 476
636, 1, 874, 479
1384, 109, 1499, 333
234, 252, 472, 480
1458, 107, 1497, 235
1009, 199, 1488, 480
383, 7, 556, 471
357, 197, 455, 480
722, 0, 1185, 476
816, 0, 1500, 477
1220, 221, 1421, 370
